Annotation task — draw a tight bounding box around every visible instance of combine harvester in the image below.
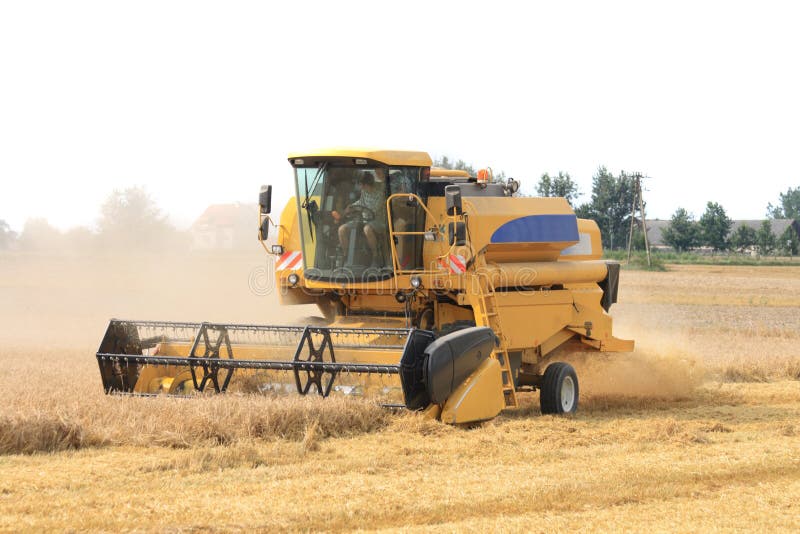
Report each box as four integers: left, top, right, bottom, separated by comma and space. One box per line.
97, 149, 633, 423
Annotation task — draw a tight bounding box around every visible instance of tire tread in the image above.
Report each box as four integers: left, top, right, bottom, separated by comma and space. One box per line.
540, 362, 579, 415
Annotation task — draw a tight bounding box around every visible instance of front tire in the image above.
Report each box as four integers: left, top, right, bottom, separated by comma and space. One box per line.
540, 362, 579, 414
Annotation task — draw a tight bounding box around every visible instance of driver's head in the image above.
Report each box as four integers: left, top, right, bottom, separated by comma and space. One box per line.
360, 172, 376, 190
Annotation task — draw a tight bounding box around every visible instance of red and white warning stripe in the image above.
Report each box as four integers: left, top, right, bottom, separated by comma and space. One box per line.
438, 253, 466, 274
275, 250, 303, 271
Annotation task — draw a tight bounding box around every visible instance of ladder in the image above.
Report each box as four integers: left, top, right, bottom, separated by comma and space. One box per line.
470, 269, 518, 408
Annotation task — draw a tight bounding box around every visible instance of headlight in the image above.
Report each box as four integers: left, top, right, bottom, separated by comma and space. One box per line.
271, 245, 284, 255
288, 273, 300, 286
410, 276, 422, 289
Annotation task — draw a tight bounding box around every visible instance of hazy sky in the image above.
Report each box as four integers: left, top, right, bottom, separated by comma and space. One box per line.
1, 1, 798, 232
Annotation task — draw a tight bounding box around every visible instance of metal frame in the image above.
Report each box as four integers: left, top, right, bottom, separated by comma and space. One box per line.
96, 320, 408, 396
187, 323, 235, 393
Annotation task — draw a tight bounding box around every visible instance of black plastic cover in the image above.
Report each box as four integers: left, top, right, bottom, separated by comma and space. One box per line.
259, 185, 272, 214
599, 261, 620, 311
97, 321, 142, 392
424, 327, 496, 405
448, 221, 466, 246
399, 329, 437, 410
259, 218, 270, 241
445, 185, 463, 216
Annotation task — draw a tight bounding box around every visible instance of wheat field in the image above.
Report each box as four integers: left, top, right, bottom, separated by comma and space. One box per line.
1, 253, 799, 531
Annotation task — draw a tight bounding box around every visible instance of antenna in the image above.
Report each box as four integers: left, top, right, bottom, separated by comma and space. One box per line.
625, 172, 652, 267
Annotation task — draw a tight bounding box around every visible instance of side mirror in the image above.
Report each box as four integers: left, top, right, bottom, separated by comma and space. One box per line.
258, 218, 269, 241
445, 185, 462, 216
448, 221, 466, 246
259, 185, 272, 215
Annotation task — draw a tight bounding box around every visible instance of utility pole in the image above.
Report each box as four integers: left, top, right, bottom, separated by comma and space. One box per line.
625, 172, 652, 268
626, 176, 637, 263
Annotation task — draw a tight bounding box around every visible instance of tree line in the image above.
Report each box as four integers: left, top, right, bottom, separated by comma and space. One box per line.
660, 195, 799, 256
3, 169, 798, 256
0, 186, 185, 252
531, 167, 799, 256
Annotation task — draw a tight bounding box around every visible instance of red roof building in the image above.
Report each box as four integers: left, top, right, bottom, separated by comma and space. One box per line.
191, 203, 260, 250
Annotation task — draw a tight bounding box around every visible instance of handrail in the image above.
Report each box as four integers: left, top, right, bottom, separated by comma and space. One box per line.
384, 193, 482, 278
385, 193, 452, 276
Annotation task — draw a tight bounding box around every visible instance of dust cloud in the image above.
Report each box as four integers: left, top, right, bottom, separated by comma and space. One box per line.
554, 331, 703, 401
0, 250, 316, 349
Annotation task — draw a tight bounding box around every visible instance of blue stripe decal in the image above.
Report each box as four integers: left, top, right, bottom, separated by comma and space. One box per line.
490, 214, 579, 243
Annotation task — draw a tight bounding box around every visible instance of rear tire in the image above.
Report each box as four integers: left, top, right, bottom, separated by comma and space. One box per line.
540, 362, 579, 414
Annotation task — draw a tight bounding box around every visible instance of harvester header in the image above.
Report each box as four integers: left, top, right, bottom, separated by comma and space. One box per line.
97, 148, 633, 424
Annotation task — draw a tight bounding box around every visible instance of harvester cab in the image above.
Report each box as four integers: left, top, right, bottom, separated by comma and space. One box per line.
286, 156, 428, 278
97, 148, 633, 424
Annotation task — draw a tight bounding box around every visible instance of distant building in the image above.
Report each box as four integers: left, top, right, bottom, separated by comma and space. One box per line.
191, 203, 260, 250
644, 218, 799, 249
728, 219, 799, 239
643, 220, 670, 249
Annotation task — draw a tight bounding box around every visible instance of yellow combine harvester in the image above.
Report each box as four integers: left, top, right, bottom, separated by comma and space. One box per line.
97, 148, 633, 423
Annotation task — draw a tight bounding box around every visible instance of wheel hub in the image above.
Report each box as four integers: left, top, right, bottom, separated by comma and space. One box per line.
561, 375, 575, 412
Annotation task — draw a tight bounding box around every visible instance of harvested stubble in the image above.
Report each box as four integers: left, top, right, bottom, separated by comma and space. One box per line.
615, 265, 800, 384
2, 255, 800, 531
0, 341, 709, 456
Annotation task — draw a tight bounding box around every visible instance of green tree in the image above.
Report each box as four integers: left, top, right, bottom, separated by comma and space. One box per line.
779, 226, 799, 256
698, 202, 732, 252
0, 219, 16, 250
755, 220, 776, 256
629, 227, 647, 251
97, 186, 178, 250
433, 155, 452, 169
453, 159, 476, 176
661, 208, 699, 252
574, 203, 593, 219
536, 172, 579, 205
729, 224, 757, 253
433, 156, 476, 175
18, 218, 62, 251
64, 226, 97, 253
579, 166, 635, 250
434, 155, 474, 174
767, 187, 800, 219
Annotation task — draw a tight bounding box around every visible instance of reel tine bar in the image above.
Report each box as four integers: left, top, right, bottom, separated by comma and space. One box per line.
96, 319, 410, 396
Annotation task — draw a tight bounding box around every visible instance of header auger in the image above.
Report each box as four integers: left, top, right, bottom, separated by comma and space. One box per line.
97, 148, 633, 424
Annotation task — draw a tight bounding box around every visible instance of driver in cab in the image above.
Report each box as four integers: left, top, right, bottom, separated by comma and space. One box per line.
336, 171, 387, 268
